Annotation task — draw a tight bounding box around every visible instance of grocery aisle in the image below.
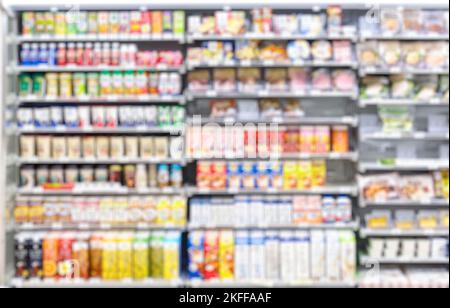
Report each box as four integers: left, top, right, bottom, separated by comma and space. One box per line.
0, 1, 448, 289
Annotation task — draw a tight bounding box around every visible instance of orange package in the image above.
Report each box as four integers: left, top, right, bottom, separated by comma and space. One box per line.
152, 11, 163, 34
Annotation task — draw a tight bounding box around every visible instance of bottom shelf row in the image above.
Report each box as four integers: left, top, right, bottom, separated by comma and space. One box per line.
15, 230, 356, 286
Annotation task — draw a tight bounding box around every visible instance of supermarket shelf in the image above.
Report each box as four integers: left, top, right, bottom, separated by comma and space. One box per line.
188, 221, 359, 231
186, 185, 358, 197
359, 67, 449, 76
17, 187, 185, 196
186, 91, 358, 100
186, 280, 356, 288
359, 160, 449, 172
13, 223, 186, 232
12, 95, 186, 105
10, 278, 184, 289
360, 228, 450, 238
359, 98, 449, 107
17, 127, 184, 135
186, 33, 358, 42
360, 256, 449, 265
359, 34, 450, 41
187, 152, 359, 162
187, 116, 358, 127
360, 199, 449, 208
11, 34, 185, 43
360, 132, 450, 141
187, 60, 358, 69
9, 65, 185, 73
16, 157, 186, 166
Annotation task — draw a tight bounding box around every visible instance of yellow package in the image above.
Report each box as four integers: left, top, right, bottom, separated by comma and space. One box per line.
149, 232, 164, 279
133, 232, 149, 280
440, 210, 449, 228
100, 198, 114, 225
219, 231, 235, 280
101, 233, 118, 281
142, 196, 157, 225
170, 197, 187, 227
156, 197, 171, 226
442, 171, 449, 200
163, 232, 181, 281
117, 233, 133, 280
283, 161, 299, 190
297, 161, 312, 190
311, 160, 327, 188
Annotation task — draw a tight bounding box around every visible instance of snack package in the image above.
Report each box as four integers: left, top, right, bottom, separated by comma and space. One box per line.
188, 231, 204, 280
402, 9, 423, 35
332, 70, 356, 92
288, 68, 309, 92
188, 70, 210, 92
311, 69, 332, 92
403, 43, 424, 69
237, 68, 261, 93
358, 41, 379, 68
379, 41, 402, 68
415, 75, 439, 101
439, 76, 449, 102
287, 40, 311, 62
283, 100, 304, 118
360, 173, 400, 202
259, 42, 288, 62
333, 41, 353, 63
259, 99, 282, 118
203, 231, 220, 280
265, 69, 288, 92
210, 100, 237, 118
235, 40, 260, 61
424, 42, 448, 70
391, 75, 414, 99
399, 175, 435, 201
394, 210, 416, 230
311, 41, 332, 62
381, 9, 403, 35
219, 230, 235, 280
423, 11, 446, 34
213, 69, 236, 92
360, 76, 389, 99
417, 210, 439, 229
365, 210, 392, 229
378, 106, 413, 134
300, 14, 326, 36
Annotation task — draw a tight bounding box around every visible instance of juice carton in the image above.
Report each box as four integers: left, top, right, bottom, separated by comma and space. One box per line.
310, 230, 326, 280
283, 161, 299, 190
280, 231, 296, 282
133, 232, 150, 280
43, 233, 59, 279
325, 231, 341, 282
163, 11, 173, 33
188, 231, 205, 280
234, 231, 250, 281
156, 197, 171, 226
297, 160, 313, 190
300, 126, 315, 153
149, 231, 164, 279
117, 233, 133, 280
171, 197, 187, 226
264, 231, 280, 281
101, 233, 118, 280
203, 231, 220, 280
249, 231, 265, 281
315, 126, 331, 154
339, 231, 356, 283
219, 230, 235, 280
89, 233, 103, 279
163, 232, 181, 280
295, 231, 311, 281
311, 160, 327, 188
173, 11, 186, 34
152, 12, 163, 34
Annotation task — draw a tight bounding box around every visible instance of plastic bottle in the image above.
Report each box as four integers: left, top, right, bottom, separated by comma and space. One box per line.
102, 43, 111, 66
93, 43, 102, 66
84, 43, 94, 66
111, 43, 120, 66
48, 43, 57, 66
57, 43, 66, 66
38, 43, 49, 65
66, 43, 76, 65
20, 43, 31, 66
30, 43, 39, 66
76, 43, 85, 66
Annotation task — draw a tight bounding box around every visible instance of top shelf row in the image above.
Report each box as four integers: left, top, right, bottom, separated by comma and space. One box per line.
12, 8, 450, 43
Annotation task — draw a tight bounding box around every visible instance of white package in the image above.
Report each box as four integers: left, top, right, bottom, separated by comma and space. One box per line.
310, 230, 326, 281
295, 231, 311, 282
326, 230, 341, 282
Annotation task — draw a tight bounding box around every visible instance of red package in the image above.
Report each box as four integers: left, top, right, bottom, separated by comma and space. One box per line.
203, 231, 220, 281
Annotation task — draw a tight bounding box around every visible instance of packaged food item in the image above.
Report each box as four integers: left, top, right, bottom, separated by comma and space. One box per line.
203, 231, 219, 280
394, 210, 416, 230
417, 210, 439, 229
265, 69, 287, 92
424, 42, 448, 70
332, 126, 349, 153
43, 233, 59, 278
399, 175, 435, 201
423, 11, 446, 34
358, 41, 379, 68
311, 69, 332, 92
188, 70, 210, 92
415, 76, 439, 101
188, 231, 204, 280
259, 42, 288, 62
213, 69, 236, 92
361, 76, 389, 99
311, 41, 332, 62
366, 210, 392, 229
333, 41, 353, 63
402, 9, 423, 34
260, 99, 282, 119
237, 68, 261, 93
332, 70, 356, 92
360, 173, 400, 202
287, 40, 310, 62
391, 75, 415, 99
379, 41, 402, 68
236, 40, 260, 61
288, 68, 309, 92
381, 9, 403, 35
